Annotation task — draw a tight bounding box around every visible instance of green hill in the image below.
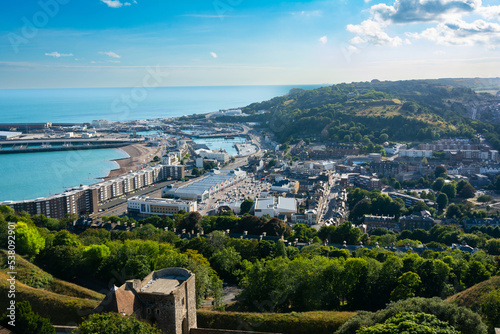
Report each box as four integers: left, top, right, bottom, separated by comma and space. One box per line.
234, 79, 500, 148
0, 250, 103, 325
445, 275, 500, 312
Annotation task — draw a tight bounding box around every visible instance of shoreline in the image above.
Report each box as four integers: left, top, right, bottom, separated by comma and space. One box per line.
104, 144, 160, 180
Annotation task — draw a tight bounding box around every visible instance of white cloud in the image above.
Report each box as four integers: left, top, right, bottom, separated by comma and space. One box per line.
347, 19, 403, 46
477, 5, 500, 19
347, 0, 500, 49
100, 0, 136, 8
319, 35, 328, 44
99, 51, 121, 58
410, 19, 500, 47
371, 0, 481, 24
210, 52, 218, 58
291, 10, 322, 17
45, 52, 73, 58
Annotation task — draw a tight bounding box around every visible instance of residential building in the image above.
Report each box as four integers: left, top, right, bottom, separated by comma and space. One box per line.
399, 215, 436, 231
364, 215, 397, 232
291, 209, 319, 225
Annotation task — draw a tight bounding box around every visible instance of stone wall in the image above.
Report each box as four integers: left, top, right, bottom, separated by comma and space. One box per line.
191, 329, 280, 334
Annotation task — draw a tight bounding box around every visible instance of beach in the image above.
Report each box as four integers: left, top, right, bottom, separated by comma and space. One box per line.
105, 143, 162, 179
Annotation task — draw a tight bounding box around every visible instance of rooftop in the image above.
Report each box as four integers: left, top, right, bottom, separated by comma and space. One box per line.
141, 275, 187, 294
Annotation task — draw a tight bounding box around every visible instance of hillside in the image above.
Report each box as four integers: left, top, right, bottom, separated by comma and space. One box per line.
445, 275, 500, 313
198, 310, 356, 334
237, 79, 500, 146
0, 251, 103, 324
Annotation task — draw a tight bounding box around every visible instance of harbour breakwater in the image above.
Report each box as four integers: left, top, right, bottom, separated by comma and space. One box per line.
0, 139, 135, 154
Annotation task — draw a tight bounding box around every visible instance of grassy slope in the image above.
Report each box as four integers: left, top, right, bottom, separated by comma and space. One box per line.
445, 275, 500, 312
197, 310, 356, 334
0, 250, 103, 325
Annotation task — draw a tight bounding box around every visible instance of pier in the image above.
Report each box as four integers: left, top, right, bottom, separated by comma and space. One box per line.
0, 138, 136, 154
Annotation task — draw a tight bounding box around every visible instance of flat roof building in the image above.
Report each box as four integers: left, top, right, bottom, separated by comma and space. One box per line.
128, 196, 197, 217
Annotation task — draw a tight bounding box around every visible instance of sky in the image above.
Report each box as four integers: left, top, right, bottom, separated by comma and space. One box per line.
1, 0, 500, 88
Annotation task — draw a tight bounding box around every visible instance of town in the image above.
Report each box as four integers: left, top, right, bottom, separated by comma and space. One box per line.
2, 108, 500, 252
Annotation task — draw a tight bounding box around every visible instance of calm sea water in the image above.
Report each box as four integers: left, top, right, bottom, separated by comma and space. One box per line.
0, 85, 323, 123
0, 149, 129, 202
0, 85, 324, 201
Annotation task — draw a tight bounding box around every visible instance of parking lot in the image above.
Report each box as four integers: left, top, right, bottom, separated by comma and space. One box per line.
199, 176, 272, 215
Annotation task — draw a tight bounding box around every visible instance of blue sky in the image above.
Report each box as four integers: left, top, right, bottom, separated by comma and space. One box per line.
1, 0, 500, 88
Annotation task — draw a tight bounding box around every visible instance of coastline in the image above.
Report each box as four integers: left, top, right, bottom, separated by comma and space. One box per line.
105, 144, 160, 180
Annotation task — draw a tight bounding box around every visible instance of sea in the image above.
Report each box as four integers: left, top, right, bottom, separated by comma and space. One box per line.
0, 84, 324, 201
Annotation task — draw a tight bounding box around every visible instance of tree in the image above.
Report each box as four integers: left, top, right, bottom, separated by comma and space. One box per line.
458, 183, 476, 199
349, 198, 372, 223
390, 272, 422, 301
16, 222, 45, 258
357, 312, 460, 334
192, 167, 201, 177
240, 198, 255, 215
0, 301, 54, 334
336, 297, 487, 334
441, 183, 457, 200
485, 238, 500, 255
178, 211, 203, 233
435, 165, 448, 179
481, 289, 500, 332
463, 261, 490, 288
75, 313, 161, 334
210, 247, 242, 283
432, 178, 446, 192
446, 204, 461, 219
437, 193, 449, 211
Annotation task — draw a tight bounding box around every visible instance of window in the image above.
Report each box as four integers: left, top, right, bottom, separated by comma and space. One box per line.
156, 309, 160, 315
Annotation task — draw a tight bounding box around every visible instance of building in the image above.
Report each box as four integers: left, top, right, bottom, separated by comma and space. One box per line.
399, 215, 435, 231
0, 131, 22, 140
162, 169, 246, 202
270, 177, 299, 194
95, 268, 279, 334
291, 209, 319, 226
388, 192, 437, 208
353, 175, 381, 190
2, 164, 184, 219
398, 149, 433, 158
91, 119, 110, 128
195, 149, 230, 163
1, 185, 98, 219
95, 268, 197, 334
127, 196, 197, 217
254, 197, 297, 220
364, 215, 397, 232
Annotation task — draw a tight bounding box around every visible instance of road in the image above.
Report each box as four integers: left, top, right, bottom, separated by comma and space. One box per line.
91, 180, 175, 218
